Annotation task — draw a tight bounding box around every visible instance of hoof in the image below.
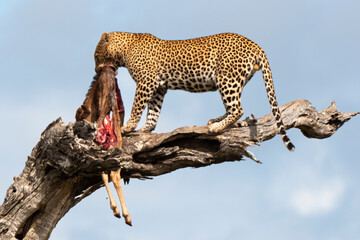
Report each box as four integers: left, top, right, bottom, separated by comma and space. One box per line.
124, 214, 132, 226
112, 208, 121, 218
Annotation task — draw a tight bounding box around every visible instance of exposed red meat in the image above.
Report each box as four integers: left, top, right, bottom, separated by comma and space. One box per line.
96, 77, 124, 149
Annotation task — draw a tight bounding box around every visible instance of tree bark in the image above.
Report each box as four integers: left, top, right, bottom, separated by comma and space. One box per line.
0, 99, 358, 240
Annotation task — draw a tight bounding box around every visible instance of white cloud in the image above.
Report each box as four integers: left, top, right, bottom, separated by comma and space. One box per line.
265, 142, 349, 221
290, 178, 345, 216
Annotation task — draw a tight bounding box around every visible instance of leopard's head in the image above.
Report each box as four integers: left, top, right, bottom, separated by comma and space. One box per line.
95, 32, 132, 74
94, 32, 115, 74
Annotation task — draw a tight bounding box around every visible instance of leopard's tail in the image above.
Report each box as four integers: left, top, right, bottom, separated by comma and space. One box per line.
257, 52, 295, 151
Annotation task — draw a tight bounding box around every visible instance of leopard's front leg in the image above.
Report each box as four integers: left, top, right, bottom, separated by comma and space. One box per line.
121, 81, 158, 134
139, 86, 167, 132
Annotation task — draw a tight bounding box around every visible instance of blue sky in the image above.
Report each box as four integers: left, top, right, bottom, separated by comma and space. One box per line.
1, 0, 359, 239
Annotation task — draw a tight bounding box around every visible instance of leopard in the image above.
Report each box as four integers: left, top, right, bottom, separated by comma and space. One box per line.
94, 32, 295, 151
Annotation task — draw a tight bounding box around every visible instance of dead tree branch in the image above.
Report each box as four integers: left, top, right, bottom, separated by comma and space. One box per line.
0, 99, 358, 240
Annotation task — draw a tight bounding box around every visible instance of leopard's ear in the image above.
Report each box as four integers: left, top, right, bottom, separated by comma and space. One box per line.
100, 32, 109, 42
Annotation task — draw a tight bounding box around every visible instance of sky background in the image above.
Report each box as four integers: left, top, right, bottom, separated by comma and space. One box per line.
1, 0, 359, 239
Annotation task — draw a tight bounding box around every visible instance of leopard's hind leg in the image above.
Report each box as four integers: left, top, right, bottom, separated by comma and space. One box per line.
207, 113, 228, 126
208, 76, 244, 133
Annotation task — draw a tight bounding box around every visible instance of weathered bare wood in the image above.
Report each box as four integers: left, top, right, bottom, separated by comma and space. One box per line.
0, 99, 358, 240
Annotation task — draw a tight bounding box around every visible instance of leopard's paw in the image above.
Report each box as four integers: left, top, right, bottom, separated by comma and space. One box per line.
208, 122, 222, 133
121, 125, 136, 134
207, 119, 217, 126
138, 125, 155, 133
234, 120, 248, 127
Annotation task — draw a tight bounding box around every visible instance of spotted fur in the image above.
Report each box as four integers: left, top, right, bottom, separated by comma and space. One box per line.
94, 32, 295, 151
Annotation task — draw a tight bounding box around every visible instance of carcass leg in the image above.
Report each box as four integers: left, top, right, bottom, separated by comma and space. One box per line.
110, 169, 132, 226
101, 172, 120, 218
112, 110, 123, 149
